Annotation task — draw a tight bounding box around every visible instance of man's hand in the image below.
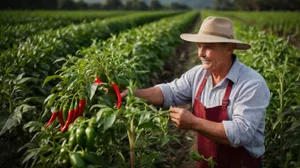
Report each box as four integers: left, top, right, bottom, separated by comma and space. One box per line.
170, 107, 197, 129
170, 107, 231, 145
120, 89, 128, 99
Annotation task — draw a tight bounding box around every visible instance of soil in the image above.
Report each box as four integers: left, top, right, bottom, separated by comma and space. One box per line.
152, 14, 202, 168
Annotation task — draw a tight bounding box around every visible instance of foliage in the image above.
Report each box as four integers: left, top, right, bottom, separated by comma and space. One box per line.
0, 11, 180, 168
0, 11, 179, 136
0, 11, 125, 51
22, 11, 198, 167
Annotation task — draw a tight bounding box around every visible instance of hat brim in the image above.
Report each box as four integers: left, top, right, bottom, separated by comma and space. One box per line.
180, 33, 251, 50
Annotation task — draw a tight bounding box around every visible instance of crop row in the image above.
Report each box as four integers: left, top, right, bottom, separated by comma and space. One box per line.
22, 11, 198, 167
0, 10, 131, 26
0, 11, 126, 51
203, 11, 300, 168
0, 11, 181, 137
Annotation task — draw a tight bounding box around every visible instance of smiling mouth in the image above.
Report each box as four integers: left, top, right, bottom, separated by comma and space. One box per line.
201, 58, 210, 63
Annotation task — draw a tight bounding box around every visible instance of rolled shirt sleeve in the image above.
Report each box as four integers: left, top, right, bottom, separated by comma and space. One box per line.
222, 79, 270, 157
156, 66, 201, 109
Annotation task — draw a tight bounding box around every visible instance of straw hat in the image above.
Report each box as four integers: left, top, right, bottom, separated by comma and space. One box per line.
180, 16, 251, 50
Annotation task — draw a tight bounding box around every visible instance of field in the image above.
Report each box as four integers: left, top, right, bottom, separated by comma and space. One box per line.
0, 10, 299, 168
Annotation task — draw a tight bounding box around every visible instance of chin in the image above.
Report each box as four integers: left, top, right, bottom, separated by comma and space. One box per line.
202, 65, 211, 70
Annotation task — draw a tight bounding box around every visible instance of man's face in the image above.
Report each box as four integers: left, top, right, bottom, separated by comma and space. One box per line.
197, 43, 231, 73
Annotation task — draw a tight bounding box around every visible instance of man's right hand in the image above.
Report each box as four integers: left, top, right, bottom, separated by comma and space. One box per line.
120, 89, 128, 99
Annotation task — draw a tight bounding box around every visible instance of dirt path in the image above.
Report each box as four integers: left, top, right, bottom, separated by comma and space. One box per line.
154, 13, 202, 168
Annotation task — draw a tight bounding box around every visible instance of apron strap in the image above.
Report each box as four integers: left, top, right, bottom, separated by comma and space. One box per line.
195, 74, 209, 99
222, 80, 233, 110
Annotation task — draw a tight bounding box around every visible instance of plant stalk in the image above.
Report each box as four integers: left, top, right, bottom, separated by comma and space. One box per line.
127, 118, 135, 168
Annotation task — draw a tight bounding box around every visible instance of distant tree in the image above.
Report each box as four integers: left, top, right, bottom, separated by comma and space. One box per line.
137, 0, 148, 10
214, 0, 300, 11
73, 0, 88, 10
103, 0, 123, 10
58, 0, 77, 9
149, 0, 163, 10
88, 3, 102, 10
0, 0, 57, 9
167, 2, 191, 10
124, 0, 133, 10
124, 0, 148, 10
212, 0, 234, 10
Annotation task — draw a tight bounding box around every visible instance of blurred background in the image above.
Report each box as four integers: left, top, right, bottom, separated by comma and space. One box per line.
1, 0, 299, 11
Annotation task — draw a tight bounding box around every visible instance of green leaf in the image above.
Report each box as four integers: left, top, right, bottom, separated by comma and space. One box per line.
17, 77, 33, 85
44, 93, 57, 106
96, 107, 113, 122
103, 111, 117, 131
18, 142, 39, 153
22, 149, 38, 164
168, 135, 181, 145
161, 135, 169, 147
138, 121, 158, 129
53, 57, 66, 64
100, 94, 114, 107
0, 104, 34, 136
15, 73, 25, 81
43, 75, 63, 86
116, 76, 129, 86
90, 104, 108, 112
138, 112, 151, 125
24, 121, 44, 129
287, 120, 300, 132
87, 83, 98, 100
67, 75, 78, 90
272, 119, 281, 130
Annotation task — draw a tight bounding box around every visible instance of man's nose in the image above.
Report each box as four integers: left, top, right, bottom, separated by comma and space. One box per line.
198, 48, 205, 58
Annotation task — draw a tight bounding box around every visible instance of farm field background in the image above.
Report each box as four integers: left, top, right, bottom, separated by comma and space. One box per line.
0, 9, 299, 168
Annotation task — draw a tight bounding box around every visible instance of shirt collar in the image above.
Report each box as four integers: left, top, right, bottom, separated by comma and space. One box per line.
225, 54, 241, 84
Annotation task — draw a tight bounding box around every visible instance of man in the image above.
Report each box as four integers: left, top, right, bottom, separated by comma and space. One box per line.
122, 16, 270, 168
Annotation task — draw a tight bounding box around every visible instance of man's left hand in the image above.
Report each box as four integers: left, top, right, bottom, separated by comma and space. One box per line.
170, 107, 197, 129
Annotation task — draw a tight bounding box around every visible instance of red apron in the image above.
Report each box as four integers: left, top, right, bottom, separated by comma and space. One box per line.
193, 75, 261, 168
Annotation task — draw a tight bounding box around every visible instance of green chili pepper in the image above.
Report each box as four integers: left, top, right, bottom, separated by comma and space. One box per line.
76, 126, 86, 148
78, 151, 103, 165
85, 126, 96, 150
69, 153, 86, 168
62, 101, 70, 123
68, 132, 76, 150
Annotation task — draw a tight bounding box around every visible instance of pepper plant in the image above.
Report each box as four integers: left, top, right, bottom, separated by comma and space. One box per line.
0, 11, 179, 139
22, 11, 198, 167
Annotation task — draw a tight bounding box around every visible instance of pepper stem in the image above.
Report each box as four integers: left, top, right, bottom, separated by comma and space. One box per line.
127, 118, 135, 168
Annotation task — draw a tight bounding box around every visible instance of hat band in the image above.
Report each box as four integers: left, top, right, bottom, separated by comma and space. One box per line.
200, 30, 234, 39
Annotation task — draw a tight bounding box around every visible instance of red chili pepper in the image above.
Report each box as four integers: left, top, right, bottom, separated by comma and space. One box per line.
78, 99, 86, 117
61, 102, 74, 133
45, 109, 58, 128
94, 77, 102, 85
57, 109, 64, 128
111, 83, 122, 109
72, 100, 79, 122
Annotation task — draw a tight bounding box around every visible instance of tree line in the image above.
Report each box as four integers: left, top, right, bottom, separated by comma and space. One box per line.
0, 0, 190, 10
213, 0, 300, 11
